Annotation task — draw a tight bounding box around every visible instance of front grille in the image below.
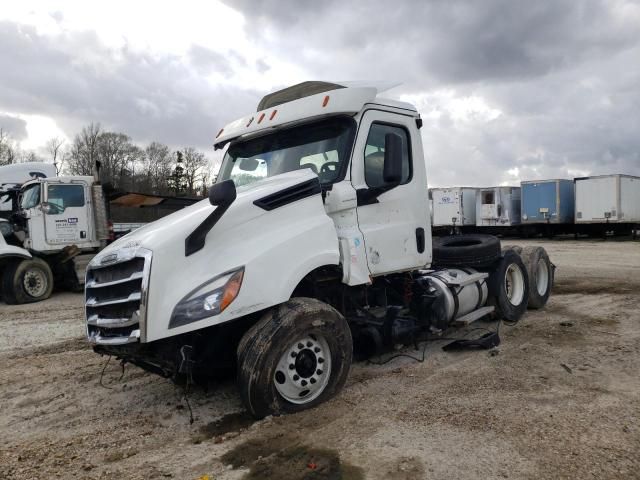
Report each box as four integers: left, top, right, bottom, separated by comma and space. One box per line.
86, 250, 151, 345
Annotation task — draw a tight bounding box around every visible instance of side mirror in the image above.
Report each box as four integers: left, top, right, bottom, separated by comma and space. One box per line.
41, 202, 63, 215
209, 179, 237, 206
383, 133, 403, 185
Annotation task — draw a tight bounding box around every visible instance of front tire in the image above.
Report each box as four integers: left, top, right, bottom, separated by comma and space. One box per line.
2, 257, 54, 304
236, 297, 352, 419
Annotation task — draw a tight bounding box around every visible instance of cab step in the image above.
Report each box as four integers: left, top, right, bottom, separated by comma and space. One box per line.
453, 305, 495, 326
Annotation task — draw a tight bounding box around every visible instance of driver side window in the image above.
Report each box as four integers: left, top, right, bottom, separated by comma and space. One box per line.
47, 184, 85, 211
364, 123, 411, 188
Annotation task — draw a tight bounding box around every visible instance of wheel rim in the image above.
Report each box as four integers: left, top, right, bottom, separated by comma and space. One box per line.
274, 334, 332, 405
23, 267, 48, 298
504, 263, 525, 306
536, 259, 549, 296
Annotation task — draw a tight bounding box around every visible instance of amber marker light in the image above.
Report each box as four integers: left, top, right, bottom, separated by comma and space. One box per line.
220, 269, 244, 312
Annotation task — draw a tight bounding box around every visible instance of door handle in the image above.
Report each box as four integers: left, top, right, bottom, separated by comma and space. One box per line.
416, 227, 425, 253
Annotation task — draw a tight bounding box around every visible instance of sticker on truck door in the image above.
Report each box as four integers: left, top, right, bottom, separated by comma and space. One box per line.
53, 218, 80, 241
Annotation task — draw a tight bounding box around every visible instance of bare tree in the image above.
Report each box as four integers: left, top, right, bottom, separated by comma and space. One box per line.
46, 137, 65, 174
67, 123, 101, 175
181, 147, 208, 195
0, 128, 16, 166
144, 142, 173, 194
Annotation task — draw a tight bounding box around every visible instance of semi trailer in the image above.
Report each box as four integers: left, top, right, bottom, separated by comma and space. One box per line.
85, 81, 553, 418
430, 187, 478, 233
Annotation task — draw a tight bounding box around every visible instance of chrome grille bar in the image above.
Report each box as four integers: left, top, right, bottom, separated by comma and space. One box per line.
85, 248, 152, 345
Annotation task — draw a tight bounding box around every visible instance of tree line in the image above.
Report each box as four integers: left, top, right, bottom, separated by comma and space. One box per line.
0, 123, 212, 197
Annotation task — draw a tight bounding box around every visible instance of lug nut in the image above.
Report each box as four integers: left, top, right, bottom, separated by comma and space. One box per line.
306, 341, 313, 347
310, 378, 316, 384
316, 369, 323, 375
318, 358, 324, 364
289, 364, 295, 370
301, 380, 308, 386
297, 343, 304, 349
291, 351, 297, 358
293, 374, 299, 381
314, 347, 320, 353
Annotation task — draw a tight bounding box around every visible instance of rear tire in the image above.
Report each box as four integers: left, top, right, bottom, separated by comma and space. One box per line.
521, 246, 553, 309
433, 234, 501, 268
237, 297, 352, 419
2, 257, 54, 304
489, 249, 529, 323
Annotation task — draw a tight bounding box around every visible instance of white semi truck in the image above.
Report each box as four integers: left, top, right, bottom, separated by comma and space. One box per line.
0, 173, 110, 303
85, 82, 553, 418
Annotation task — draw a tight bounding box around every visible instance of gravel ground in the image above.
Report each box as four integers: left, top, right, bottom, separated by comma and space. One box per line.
0, 238, 639, 480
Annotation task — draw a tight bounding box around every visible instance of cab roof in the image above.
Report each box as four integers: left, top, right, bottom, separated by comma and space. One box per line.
213, 81, 417, 149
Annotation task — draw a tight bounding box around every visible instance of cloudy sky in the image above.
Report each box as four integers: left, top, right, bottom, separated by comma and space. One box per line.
1, 0, 639, 186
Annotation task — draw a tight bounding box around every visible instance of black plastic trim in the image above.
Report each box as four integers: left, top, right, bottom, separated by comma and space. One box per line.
253, 178, 322, 211
416, 227, 425, 253
185, 180, 236, 257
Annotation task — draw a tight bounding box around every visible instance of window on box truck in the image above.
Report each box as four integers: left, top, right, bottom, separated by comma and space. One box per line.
20, 183, 41, 209
217, 117, 355, 188
47, 184, 85, 210
363, 123, 411, 188
482, 191, 494, 204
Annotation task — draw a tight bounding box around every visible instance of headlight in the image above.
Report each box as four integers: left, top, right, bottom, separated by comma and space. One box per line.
169, 267, 244, 328
0, 221, 11, 237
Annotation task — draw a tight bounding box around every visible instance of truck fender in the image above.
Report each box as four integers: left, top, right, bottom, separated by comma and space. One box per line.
284, 251, 341, 300
0, 240, 32, 261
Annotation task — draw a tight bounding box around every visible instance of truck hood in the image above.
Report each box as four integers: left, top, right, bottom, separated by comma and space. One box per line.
92, 169, 321, 263
89, 167, 340, 343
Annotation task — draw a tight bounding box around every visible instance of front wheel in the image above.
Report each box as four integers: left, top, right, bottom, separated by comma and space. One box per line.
2, 257, 54, 304
236, 297, 353, 419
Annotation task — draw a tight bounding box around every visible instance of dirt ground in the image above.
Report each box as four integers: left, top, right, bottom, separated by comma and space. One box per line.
1, 238, 639, 480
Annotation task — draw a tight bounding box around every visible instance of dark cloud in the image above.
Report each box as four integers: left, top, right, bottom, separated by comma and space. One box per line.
2, 1, 640, 185
0, 21, 260, 154
0, 114, 27, 140
223, 0, 640, 184
188, 45, 233, 76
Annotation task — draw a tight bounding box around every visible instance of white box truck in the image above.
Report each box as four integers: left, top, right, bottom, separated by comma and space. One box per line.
84, 81, 553, 418
431, 187, 477, 229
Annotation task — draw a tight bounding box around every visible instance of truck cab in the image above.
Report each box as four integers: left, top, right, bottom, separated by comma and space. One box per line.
1, 176, 108, 304
86, 82, 550, 418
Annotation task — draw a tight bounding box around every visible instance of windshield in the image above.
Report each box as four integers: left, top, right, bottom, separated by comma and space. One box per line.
217, 117, 355, 188
20, 183, 41, 210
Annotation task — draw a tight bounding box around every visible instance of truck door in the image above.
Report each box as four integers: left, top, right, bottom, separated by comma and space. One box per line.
351, 109, 431, 275
43, 181, 92, 247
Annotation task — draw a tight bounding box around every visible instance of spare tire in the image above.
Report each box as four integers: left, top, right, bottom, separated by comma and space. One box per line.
521, 246, 553, 309
433, 234, 501, 268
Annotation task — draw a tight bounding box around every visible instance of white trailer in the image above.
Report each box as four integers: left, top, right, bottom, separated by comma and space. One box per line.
476, 186, 521, 227
431, 187, 477, 227
575, 174, 640, 224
